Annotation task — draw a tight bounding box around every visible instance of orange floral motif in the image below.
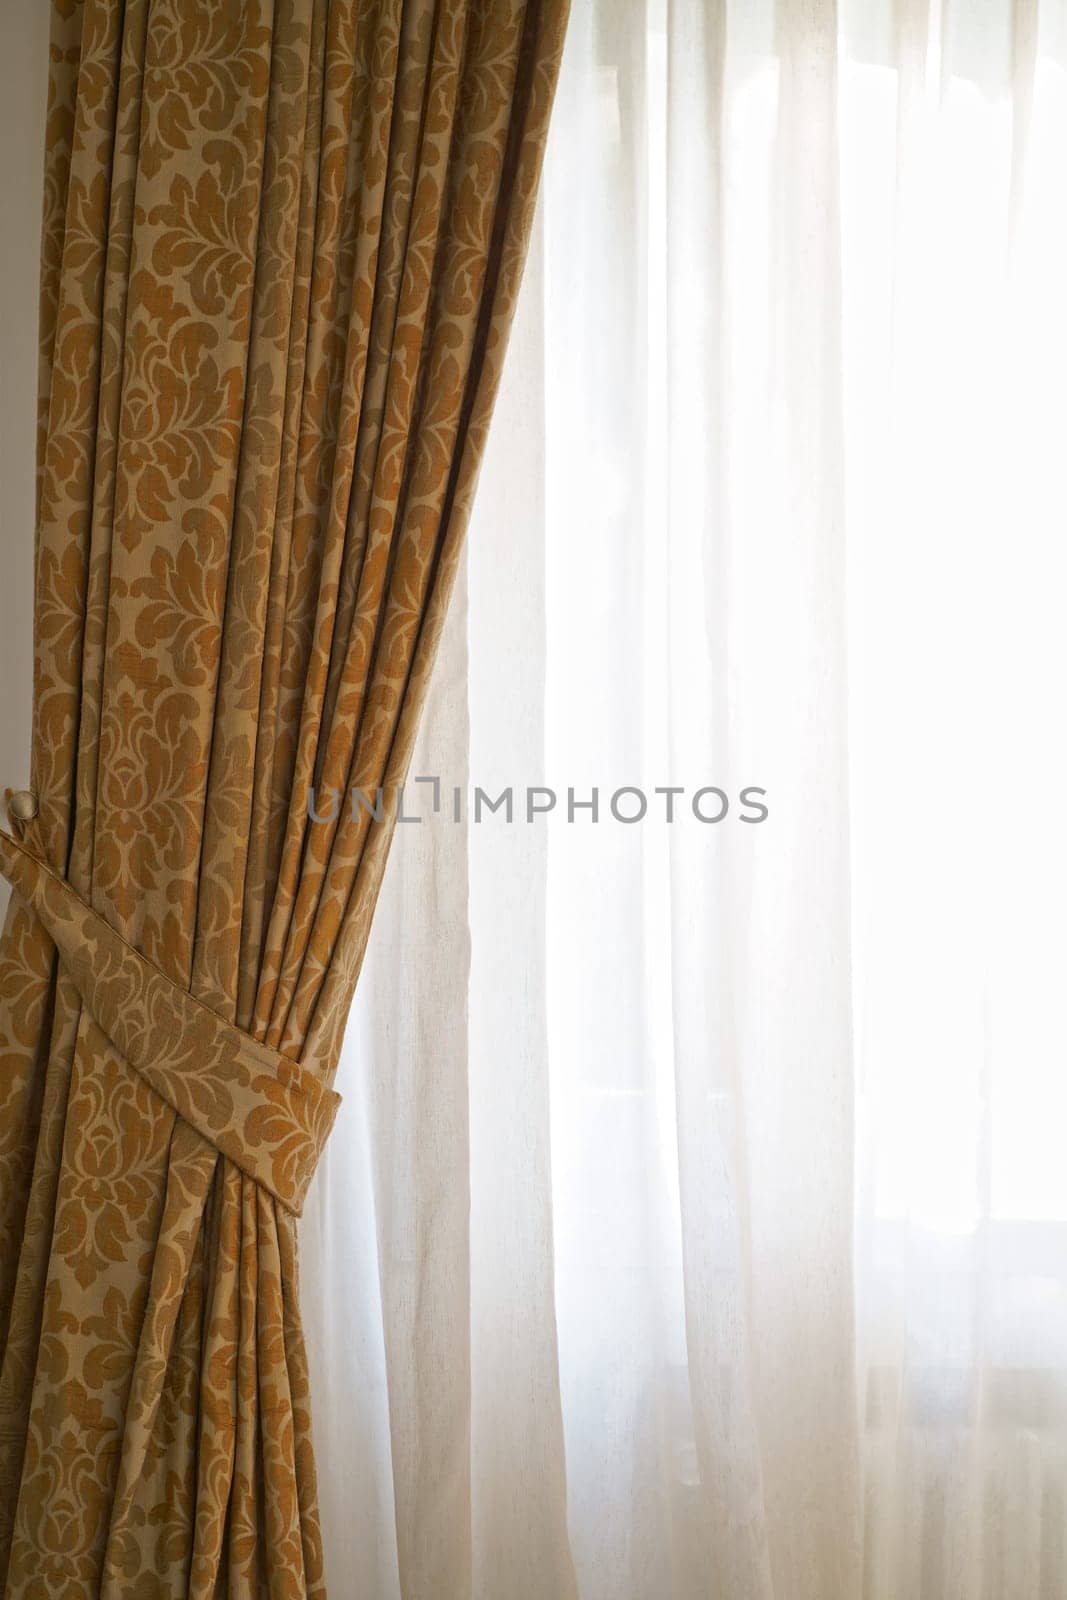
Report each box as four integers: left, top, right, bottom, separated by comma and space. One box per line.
0, 0, 568, 1594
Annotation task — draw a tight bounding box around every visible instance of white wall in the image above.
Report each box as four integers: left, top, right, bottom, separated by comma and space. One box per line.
0, 5, 49, 913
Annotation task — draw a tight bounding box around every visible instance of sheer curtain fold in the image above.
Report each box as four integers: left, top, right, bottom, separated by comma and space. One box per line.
0, 1, 568, 1594
311, 0, 1067, 1596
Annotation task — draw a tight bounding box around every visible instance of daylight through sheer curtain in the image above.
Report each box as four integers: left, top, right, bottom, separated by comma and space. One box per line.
304, 1, 1067, 1596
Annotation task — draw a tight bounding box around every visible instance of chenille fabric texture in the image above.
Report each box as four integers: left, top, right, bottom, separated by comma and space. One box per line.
0, 1, 567, 1594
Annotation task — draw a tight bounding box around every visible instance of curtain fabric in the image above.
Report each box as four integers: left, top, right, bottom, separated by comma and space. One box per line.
305, 0, 1067, 1596
0, 1, 567, 1594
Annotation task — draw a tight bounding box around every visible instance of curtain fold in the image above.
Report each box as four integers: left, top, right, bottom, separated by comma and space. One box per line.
0, 1, 568, 1593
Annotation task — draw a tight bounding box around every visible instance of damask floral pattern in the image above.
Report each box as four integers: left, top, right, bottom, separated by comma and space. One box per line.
0, 825, 339, 1213
0, 1, 568, 1593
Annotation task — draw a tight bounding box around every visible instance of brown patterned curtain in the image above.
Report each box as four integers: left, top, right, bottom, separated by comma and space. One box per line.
0, 1, 567, 1593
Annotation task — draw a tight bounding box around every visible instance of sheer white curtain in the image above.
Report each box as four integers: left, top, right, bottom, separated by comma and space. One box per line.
300, 2, 1067, 1597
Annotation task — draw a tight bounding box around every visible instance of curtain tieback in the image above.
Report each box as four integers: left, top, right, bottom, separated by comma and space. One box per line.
0, 813, 340, 1215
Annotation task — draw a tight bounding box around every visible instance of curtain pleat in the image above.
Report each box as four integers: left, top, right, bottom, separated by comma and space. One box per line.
0, 2, 568, 1593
